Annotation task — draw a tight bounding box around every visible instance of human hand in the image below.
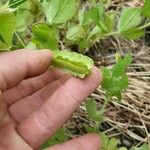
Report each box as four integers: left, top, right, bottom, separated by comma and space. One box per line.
0, 50, 103, 150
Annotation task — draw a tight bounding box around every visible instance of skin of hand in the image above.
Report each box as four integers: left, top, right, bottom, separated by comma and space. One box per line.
0, 50, 103, 150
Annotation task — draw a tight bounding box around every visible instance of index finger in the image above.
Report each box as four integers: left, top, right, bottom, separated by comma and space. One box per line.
0, 49, 52, 91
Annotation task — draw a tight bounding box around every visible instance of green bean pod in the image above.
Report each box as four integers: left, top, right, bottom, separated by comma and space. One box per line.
51, 50, 94, 78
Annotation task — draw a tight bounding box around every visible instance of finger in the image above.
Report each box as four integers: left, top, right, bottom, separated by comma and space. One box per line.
9, 75, 70, 123
46, 134, 101, 150
0, 49, 52, 91
0, 90, 8, 127
17, 67, 103, 149
0, 123, 32, 150
3, 68, 65, 106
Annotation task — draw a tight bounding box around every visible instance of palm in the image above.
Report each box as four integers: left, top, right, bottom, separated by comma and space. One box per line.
0, 50, 102, 150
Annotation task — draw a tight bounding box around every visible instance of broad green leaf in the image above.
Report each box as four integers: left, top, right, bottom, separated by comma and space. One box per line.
118, 7, 142, 32
85, 99, 102, 121
42, 0, 59, 24
88, 26, 102, 39
98, 12, 115, 33
16, 1, 35, 32
0, 9, 16, 50
66, 25, 81, 40
42, 0, 76, 24
53, 0, 76, 24
112, 53, 132, 77
142, 0, 150, 18
32, 24, 58, 50
121, 28, 144, 39
89, 3, 104, 24
102, 13, 114, 32
89, 7, 100, 25
80, 10, 93, 26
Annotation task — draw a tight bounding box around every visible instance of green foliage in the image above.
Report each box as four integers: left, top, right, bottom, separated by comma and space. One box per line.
0, 3, 15, 50
101, 54, 132, 100
131, 143, 149, 150
101, 133, 120, 150
142, 0, 150, 18
85, 99, 103, 121
42, 0, 76, 24
32, 24, 59, 50
121, 28, 144, 40
15, 0, 36, 33
40, 128, 69, 149
118, 8, 142, 32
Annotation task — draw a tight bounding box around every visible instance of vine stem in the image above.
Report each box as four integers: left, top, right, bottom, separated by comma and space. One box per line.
140, 22, 150, 29
100, 98, 109, 114
104, 31, 119, 37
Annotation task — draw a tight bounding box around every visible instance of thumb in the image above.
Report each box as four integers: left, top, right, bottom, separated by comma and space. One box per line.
45, 134, 101, 150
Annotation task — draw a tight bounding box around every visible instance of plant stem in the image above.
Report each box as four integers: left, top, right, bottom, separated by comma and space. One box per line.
140, 22, 150, 29
105, 31, 119, 37
100, 98, 109, 114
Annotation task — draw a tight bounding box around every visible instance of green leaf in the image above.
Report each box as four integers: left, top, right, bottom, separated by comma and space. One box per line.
0, 7, 16, 50
107, 138, 120, 150
142, 0, 150, 18
16, 1, 35, 33
89, 3, 104, 25
102, 54, 132, 101
88, 26, 102, 39
131, 144, 149, 150
79, 9, 92, 26
42, 0, 76, 24
52, 50, 94, 78
42, 0, 59, 24
89, 7, 100, 25
85, 99, 102, 121
32, 24, 59, 50
101, 133, 110, 150
99, 13, 114, 32
78, 39, 90, 52
101, 67, 112, 89
40, 128, 69, 149
66, 25, 82, 41
121, 28, 144, 39
112, 53, 132, 77
118, 7, 142, 32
